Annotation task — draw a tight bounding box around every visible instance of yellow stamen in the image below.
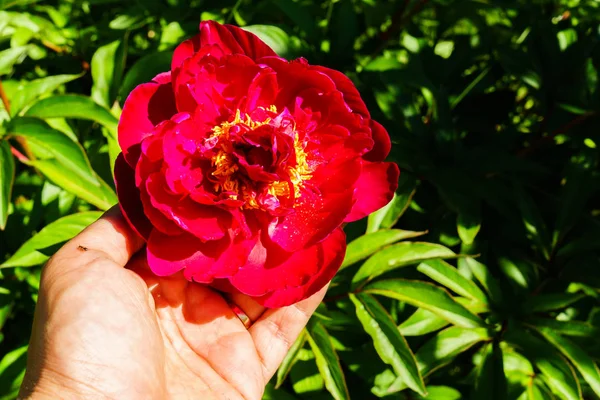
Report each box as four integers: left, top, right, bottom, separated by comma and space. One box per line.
208, 107, 312, 209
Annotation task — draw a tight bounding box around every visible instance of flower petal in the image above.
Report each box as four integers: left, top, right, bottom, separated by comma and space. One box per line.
114, 153, 152, 240
268, 187, 354, 252
146, 173, 231, 241
312, 65, 369, 117
119, 73, 177, 166
363, 120, 392, 162
147, 229, 209, 277
200, 21, 277, 60
147, 229, 256, 283
344, 161, 400, 222
255, 228, 346, 308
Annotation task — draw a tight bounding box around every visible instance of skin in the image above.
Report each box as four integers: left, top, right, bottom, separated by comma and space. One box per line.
19, 207, 328, 400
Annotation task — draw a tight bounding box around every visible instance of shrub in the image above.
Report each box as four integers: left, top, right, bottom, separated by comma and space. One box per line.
1, 0, 599, 399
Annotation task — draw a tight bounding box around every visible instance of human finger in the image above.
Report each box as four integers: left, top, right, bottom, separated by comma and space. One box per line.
224, 291, 266, 327
248, 285, 328, 382
45, 206, 145, 275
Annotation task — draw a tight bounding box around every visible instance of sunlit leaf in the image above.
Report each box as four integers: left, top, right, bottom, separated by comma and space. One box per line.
0, 45, 29, 75
399, 308, 450, 336
2, 211, 101, 268
417, 326, 490, 377
0, 345, 27, 399
24, 95, 118, 132
352, 242, 456, 289
506, 327, 581, 400
363, 279, 486, 328
242, 25, 292, 58
417, 259, 488, 303
91, 39, 126, 108
276, 330, 307, 388
7, 117, 116, 209
536, 328, 600, 397
8, 73, 82, 116
306, 321, 349, 400
341, 229, 427, 270
350, 293, 426, 395
457, 208, 481, 245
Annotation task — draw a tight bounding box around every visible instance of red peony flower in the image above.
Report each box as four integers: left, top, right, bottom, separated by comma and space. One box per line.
114, 20, 399, 308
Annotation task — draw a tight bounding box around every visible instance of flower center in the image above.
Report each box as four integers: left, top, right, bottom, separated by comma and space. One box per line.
207, 107, 312, 210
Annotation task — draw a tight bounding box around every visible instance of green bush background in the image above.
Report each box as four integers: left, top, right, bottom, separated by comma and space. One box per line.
1, 0, 600, 399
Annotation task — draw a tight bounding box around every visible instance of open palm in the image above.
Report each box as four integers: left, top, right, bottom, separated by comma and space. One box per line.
20, 208, 326, 400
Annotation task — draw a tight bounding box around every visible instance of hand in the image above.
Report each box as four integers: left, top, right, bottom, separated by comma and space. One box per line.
19, 207, 327, 400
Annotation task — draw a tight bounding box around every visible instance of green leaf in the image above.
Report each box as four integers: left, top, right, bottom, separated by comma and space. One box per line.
515, 186, 551, 260
457, 208, 481, 245
2, 211, 102, 268
506, 328, 581, 400
91, 39, 127, 108
536, 328, 600, 397
472, 342, 508, 400
523, 293, 585, 314
120, 51, 171, 99
341, 229, 427, 270
363, 279, 486, 328
109, 14, 146, 30
7, 117, 116, 209
289, 349, 325, 395
0, 45, 29, 75
352, 242, 456, 289
306, 321, 349, 400
527, 318, 600, 338
276, 329, 307, 388
417, 259, 488, 303
416, 326, 490, 377
460, 257, 504, 305
24, 95, 119, 132
0, 140, 14, 230
415, 386, 461, 400
350, 293, 426, 395
366, 173, 416, 233
399, 308, 450, 336
242, 25, 292, 58
8, 74, 82, 116
0, 345, 27, 399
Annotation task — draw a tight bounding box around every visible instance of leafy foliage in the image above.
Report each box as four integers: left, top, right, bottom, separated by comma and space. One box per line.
1, 0, 600, 399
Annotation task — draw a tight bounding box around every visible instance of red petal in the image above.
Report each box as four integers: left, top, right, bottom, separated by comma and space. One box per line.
228, 234, 309, 297
312, 65, 369, 117
119, 73, 177, 166
363, 120, 392, 162
147, 229, 256, 282
261, 58, 338, 109
146, 173, 231, 241
147, 230, 211, 277
255, 228, 346, 308
344, 161, 400, 222
172, 36, 202, 71
268, 187, 354, 252
114, 153, 152, 240
200, 21, 277, 60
